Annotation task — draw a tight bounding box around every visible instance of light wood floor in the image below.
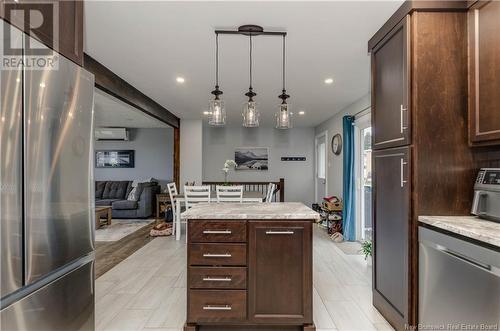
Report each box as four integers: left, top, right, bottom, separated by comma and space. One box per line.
95, 226, 393, 331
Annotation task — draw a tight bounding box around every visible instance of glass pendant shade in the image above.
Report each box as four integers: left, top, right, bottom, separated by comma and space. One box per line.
275, 103, 292, 129
208, 98, 226, 126
242, 101, 259, 127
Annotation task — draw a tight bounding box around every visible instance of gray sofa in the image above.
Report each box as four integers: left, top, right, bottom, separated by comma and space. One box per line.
95, 180, 160, 218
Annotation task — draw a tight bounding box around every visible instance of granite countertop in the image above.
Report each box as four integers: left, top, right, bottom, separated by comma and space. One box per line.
181, 202, 320, 220
419, 215, 500, 248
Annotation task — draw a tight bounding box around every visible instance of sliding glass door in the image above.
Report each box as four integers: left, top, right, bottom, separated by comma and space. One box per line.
355, 113, 372, 241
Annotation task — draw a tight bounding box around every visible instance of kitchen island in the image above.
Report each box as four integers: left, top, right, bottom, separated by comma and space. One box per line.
182, 202, 320, 331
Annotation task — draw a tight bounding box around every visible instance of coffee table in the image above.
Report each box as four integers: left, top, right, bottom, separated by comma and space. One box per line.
95, 206, 112, 229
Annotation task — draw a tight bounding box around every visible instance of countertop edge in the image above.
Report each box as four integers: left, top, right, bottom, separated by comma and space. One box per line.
180, 202, 321, 221
184, 216, 320, 221
418, 216, 500, 249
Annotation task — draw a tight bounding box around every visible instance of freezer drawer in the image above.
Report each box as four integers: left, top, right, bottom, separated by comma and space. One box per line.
0, 20, 24, 298
0, 260, 94, 331
23, 35, 95, 284
419, 226, 500, 327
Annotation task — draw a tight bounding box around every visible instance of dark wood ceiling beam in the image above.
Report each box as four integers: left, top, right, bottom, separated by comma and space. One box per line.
83, 53, 180, 128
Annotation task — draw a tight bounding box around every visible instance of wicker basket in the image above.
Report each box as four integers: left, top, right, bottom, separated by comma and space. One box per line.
323, 200, 343, 212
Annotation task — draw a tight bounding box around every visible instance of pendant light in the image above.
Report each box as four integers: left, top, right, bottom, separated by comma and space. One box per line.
242, 34, 259, 127
208, 33, 226, 126
275, 34, 292, 129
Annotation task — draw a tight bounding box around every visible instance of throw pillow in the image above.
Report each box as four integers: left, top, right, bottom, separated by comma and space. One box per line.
127, 183, 144, 201
127, 187, 137, 201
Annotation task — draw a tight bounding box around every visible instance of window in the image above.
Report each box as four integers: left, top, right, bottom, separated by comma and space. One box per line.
317, 141, 326, 179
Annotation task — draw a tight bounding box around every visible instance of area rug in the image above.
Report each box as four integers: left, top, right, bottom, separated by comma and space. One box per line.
95, 221, 157, 278
333, 241, 363, 255
95, 219, 154, 242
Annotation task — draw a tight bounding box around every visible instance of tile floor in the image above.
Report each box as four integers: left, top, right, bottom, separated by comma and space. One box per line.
95, 226, 393, 331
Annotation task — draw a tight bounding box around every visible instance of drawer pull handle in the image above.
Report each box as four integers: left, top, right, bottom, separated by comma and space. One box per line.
202, 276, 232, 282
203, 305, 232, 311
203, 230, 232, 234
266, 230, 294, 235
203, 253, 232, 258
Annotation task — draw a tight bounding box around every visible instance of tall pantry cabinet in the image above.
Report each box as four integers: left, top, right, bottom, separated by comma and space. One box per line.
368, 3, 475, 330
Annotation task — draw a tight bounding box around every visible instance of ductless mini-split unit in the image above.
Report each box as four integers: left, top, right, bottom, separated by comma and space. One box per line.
95, 128, 129, 141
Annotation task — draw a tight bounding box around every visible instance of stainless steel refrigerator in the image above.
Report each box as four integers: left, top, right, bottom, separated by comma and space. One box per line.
1, 20, 95, 330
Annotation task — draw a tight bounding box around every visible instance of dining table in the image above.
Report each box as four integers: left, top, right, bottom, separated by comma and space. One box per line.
173, 191, 265, 240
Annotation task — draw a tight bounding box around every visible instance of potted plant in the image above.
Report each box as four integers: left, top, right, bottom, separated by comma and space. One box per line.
222, 159, 237, 185
360, 240, 372, 266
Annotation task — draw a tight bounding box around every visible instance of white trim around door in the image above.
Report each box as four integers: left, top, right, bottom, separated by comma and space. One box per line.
314, 130, 328, 203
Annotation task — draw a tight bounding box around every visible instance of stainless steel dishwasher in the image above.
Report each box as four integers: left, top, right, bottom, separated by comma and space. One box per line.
419, 226, 500, 328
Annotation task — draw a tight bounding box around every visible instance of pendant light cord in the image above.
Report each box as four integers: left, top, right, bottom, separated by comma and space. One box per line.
249, 34, 253, 89
282, 35, 286, 91
215, 33, 219, 86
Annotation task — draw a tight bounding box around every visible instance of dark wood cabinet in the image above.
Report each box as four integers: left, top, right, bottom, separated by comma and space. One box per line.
373, 147, 410, 328
468, 0, 500, 146
372, 16, 410, 150
0, 0, 83, 65
369, 5, 475, 330
186, 219, 314, 331
248, 221, 312, 324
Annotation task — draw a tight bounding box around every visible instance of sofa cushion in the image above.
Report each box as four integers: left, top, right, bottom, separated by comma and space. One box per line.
95, 199, 120, 207
112, 200, 138, 210
95, 181, 106, 199
102, 181, 130, 199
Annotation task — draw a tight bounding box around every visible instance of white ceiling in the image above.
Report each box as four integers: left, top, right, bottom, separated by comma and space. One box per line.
84, 1, 402, 127
94, 88, 170, 128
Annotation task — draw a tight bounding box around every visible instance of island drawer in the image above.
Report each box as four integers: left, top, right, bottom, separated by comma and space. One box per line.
188, 290, 246, 322
189, 267, 247, 289
189, 243, 247, 266
189, 220, 247, 243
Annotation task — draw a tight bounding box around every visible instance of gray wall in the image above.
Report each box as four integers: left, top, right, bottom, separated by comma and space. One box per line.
314, 94, 371, 197
202, 126, 315, 206
94, 128, 174, 188
180, 120, 203, 191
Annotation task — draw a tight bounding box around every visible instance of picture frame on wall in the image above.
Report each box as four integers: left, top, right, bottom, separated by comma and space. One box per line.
235, 147, 269, 171
95, 150, 135, 168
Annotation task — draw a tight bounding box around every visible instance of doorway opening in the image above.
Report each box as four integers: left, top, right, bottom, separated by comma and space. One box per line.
355, 112, 372, 241
93, 88, 175, 278
315, 131, 328, 203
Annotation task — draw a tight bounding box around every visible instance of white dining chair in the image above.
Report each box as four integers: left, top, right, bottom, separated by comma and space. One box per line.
266, 183, 276, 203
216, 185, 243, 203
184, 185, 211, 243
166, 182, 178, 236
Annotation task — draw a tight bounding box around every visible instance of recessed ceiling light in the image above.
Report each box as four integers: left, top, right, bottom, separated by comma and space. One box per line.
298, 111, 305, 115
176, 77, 185, 84
324, 78, 333, 84
203, 111, 211, 115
